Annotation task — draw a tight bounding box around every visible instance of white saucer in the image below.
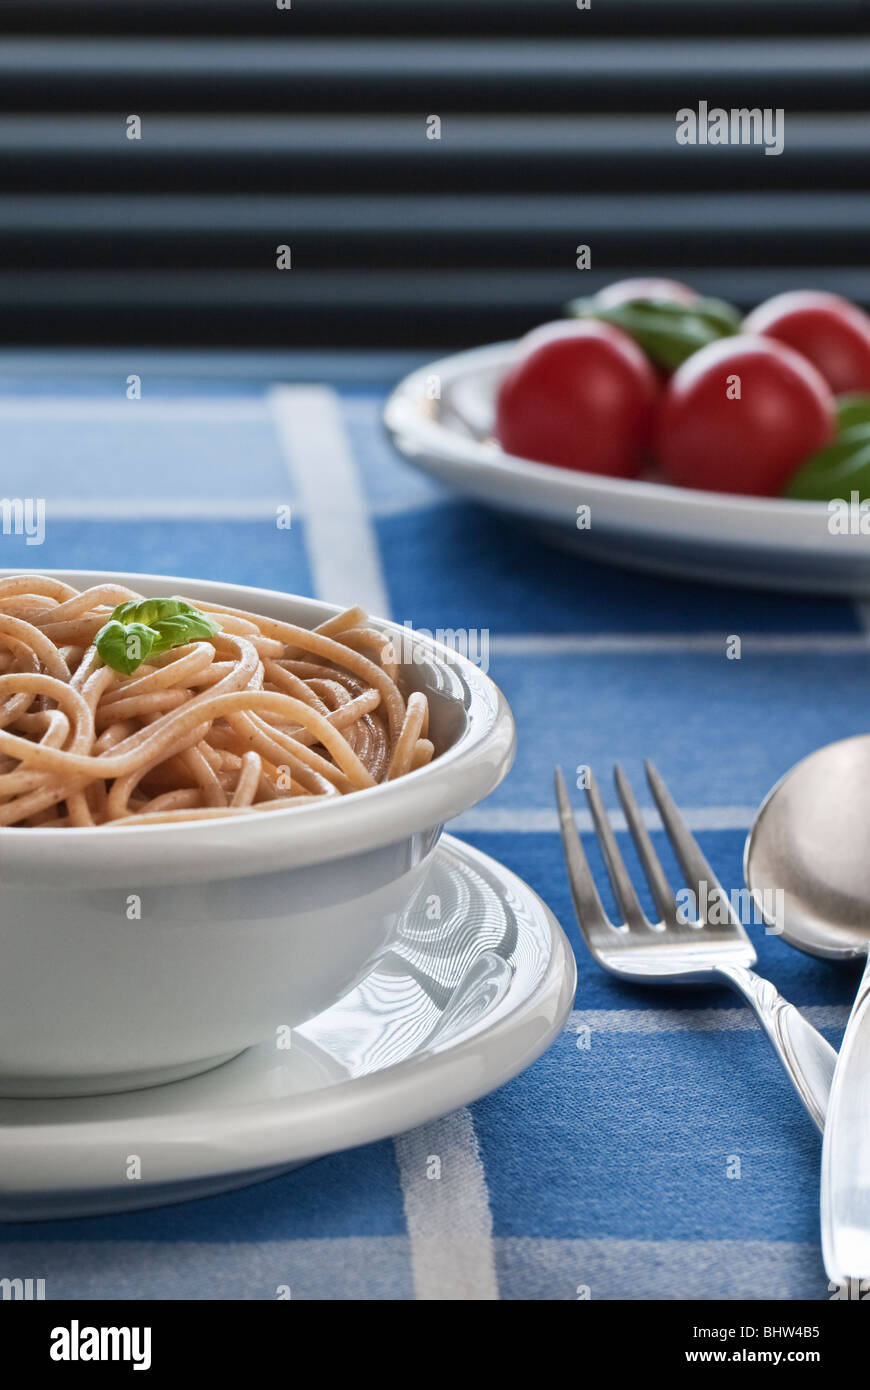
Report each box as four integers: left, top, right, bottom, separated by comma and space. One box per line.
0, 835, 576, 1221
384, 342, 870, 595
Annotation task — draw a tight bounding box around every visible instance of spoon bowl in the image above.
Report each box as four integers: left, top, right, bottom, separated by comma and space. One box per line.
745, 733, 870, 961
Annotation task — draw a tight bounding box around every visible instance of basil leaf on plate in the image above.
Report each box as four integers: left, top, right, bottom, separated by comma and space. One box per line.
784, 423, 870, 502
835, 393, 870, 434
564, 296, 742, 370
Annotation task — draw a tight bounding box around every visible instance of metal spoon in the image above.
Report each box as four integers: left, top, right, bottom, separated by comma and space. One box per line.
745, 733, 870, 1287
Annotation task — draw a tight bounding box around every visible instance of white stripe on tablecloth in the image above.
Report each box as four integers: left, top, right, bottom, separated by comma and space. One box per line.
394, 1110, 500, 1301
38, 496, 446, 521
565, 1005, 849, 1035
44, 497, 291, 520
267, 384, 390, 615
495, 1236, 826, 1300
451, 805, 757, 833
0, 1233, 826, 1301
0, 1235, 414, 1301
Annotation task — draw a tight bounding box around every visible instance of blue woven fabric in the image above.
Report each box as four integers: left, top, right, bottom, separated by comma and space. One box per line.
0, 356, 859, 1300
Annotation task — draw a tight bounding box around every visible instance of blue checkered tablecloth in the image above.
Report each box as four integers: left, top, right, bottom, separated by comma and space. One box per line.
0, 351, 864, 1301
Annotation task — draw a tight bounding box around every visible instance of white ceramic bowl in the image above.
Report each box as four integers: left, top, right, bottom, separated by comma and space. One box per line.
0, 570, 516, 1097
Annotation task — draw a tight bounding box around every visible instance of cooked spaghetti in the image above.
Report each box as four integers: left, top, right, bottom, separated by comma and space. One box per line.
0, 577, 434, 827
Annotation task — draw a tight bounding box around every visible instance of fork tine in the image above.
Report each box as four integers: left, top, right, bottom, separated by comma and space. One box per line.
613, 765, 677, 925
644, 760, 733, 922
582, 767, 648, 929
554, 767, 612, 934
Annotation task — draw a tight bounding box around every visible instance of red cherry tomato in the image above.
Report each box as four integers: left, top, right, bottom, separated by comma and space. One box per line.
495, 320, 659, 477
595, 277, 700, 308
743, 290, 870, 394
656, 335, 835, 496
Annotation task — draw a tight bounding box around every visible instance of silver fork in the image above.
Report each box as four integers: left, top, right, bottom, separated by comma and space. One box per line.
555, 762, 836, 1131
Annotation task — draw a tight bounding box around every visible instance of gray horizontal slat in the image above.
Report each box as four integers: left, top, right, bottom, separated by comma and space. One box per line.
1, 36, 864, 80
0, 192, 865, 237
5, 268, 868, 347
0, 112, 866, 157
2, 113, 860, 198
2, 38, 862, 114
1, 34, 861, 75
2, 269, 869, 308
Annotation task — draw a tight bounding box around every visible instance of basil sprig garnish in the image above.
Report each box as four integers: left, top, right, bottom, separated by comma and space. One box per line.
784, 395, 870, 502
565, 295, 742, 370
834, 392, 870, 434
95, 597, 221, 675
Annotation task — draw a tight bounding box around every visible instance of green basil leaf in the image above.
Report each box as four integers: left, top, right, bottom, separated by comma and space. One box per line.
836, 394, 870, 433
94, 619, 159, 675
150, 610, 220, 653
112, 596, 212, 629
699, 298, 745, 335
94, 596, 221, 674
563, 295, 741, 370
785, 432, 870, 501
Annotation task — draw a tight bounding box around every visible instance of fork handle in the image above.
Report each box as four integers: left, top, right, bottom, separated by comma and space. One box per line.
714, 963, 836, 1133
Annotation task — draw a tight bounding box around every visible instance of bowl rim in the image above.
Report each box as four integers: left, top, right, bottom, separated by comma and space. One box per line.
0, 569, 516, 887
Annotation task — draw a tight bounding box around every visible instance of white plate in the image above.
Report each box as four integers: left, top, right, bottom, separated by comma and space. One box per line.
0, 836, 576, 1221
384, 341, 870, 595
